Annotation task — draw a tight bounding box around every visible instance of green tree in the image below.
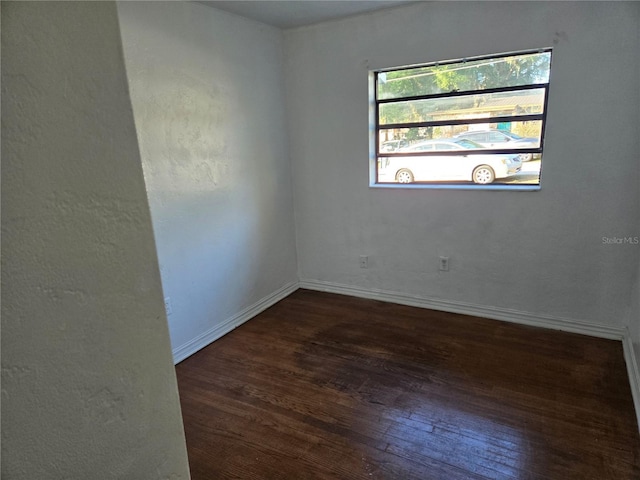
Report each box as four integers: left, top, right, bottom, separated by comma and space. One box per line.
378, 52, 550, 142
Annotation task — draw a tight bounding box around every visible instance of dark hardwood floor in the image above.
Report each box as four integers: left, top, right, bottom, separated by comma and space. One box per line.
175, 289, 640, 479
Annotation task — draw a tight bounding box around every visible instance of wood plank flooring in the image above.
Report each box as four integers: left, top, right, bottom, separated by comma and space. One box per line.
175, 289, 640, 479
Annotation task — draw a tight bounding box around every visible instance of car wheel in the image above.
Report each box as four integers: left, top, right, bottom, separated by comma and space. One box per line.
519, 153, 533, 162
472, 165, 495, 184
396, 169, 414, 183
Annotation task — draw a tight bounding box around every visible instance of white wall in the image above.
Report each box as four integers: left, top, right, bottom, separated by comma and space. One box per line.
117, 2, 298, 360
634, 4, 640, 388
627, 222, 640, 429
631, 263, 640, 366
629, 10, 640, 411
286, 1, 640, 331
1, 2, 190, 478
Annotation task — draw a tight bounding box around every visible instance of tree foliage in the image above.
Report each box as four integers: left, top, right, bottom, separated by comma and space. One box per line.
378, 52, 551, 132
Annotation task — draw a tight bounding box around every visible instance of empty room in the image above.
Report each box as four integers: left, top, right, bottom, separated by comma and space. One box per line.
2, 1, 639, 479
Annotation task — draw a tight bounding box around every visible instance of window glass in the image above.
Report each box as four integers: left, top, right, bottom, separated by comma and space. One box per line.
379, 88, 546, 126
377, 51, 551, 100
373, 50, 551, 188
378, 120, 543, 153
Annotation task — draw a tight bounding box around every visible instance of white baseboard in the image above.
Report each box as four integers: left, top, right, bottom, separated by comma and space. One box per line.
622, 330, 640, 433
172, 281, 299, 364
299, 279, 626, 340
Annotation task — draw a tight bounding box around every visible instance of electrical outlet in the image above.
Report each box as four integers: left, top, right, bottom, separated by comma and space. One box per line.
359, 255, 369, 269
164, 297, 173, 315
439, 256, 449, 272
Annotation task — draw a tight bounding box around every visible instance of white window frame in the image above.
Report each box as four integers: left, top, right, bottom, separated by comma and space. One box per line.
369, 49, 552, 190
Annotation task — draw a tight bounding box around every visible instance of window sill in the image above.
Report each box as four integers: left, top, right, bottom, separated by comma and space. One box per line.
369, 183, 541, 191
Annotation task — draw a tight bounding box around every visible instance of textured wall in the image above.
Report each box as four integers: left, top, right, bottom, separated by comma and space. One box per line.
1, 2, 190, 478
629, 242, 640, 425
285, 1, 640, 328
632, 266, 640, 369
117, 1, 298, 355
633, 7, 640, 383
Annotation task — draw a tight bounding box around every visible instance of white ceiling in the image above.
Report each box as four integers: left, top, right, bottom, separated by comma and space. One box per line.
198, 1, 415, 29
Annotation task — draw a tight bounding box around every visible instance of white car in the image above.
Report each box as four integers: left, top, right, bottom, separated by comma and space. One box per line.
378, 139, 522, 184
380, 139, 409, 152
453, 129, 540, 161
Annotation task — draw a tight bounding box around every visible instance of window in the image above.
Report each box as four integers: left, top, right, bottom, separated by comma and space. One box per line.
372, 50, 552, 189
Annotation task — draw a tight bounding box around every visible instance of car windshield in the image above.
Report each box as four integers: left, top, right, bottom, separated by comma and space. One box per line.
401, 143, 430, 151
453, 139, 485, 149
501, 131, 524, 140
